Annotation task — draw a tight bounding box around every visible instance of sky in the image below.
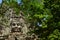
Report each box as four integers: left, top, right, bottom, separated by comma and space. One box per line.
17, 0, 21, 4
0, 0, 2, 4
0, 0, 21, 4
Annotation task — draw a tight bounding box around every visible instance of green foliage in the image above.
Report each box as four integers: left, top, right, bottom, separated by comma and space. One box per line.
21, 0, 60, 40
3, 0, 20, 13
48, 29, 60, 40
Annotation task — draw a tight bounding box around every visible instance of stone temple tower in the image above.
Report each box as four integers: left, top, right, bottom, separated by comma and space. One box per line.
0, 7, 39, 40
8, 8, 29, 40
0, 7, 29, 40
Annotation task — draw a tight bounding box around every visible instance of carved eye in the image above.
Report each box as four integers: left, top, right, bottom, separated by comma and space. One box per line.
12, 23, 15, 26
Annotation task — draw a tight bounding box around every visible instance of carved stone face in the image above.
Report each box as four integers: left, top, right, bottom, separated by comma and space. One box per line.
10, 17, 25, 33
10, 16, 28, 34
11, 21, 23, 32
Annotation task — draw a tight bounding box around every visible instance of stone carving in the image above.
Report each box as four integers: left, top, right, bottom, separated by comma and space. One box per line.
0, 8, 39, 40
